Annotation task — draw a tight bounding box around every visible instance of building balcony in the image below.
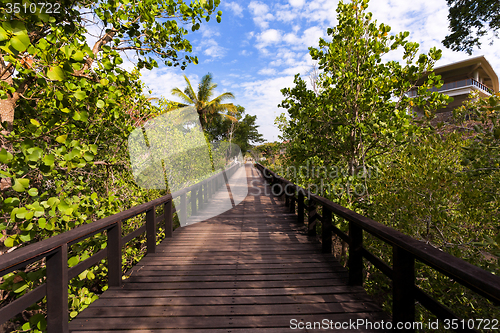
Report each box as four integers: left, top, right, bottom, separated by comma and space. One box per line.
408, 78, 494, 98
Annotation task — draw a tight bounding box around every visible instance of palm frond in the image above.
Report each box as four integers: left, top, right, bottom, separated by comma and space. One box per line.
171, 87, 194, 105
198, 73, 216, 102
182, 75, 198, 103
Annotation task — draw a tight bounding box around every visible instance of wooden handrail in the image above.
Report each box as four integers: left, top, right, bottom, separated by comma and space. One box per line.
0, 163, 240, 332
255, 163, 500, 332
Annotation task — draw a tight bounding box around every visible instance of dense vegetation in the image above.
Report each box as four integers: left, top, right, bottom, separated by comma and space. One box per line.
275, 0, 500, 330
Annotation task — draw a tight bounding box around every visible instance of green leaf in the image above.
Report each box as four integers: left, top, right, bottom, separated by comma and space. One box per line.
4, 236, 15, 247
90, 144, 98, 154
72, 50, 84, 62
9, 35, 30, 52
68, 256, 79, 267
0, 148, 13, 163
83, 152, 94, 161
56, 135, 68, 143
12, 179, 25, 192
0, 27, 7, 42
13, 282, 29, 293
38, 218, 46, 229
28, 188, 39, 196
27, 148, 42, 162
47, 197, 59, 207
47, 66, 66, 81
19, 231, 33, 241
74, 90, 86, 100
70, 311, 78, 318
43, 154, 55, 166
96, 100, 105, 108
30, 119, 41, 127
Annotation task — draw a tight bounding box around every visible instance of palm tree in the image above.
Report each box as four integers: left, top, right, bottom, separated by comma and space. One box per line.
171, 73, 238, 126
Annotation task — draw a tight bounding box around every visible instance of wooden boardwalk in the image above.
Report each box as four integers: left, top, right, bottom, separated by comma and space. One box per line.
69, 165, 388, 332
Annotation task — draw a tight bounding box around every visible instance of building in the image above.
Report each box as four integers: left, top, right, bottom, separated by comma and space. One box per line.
409, 55, 499, 121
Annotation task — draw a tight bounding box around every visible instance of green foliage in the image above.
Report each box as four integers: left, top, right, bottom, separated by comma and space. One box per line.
205, 105, 265, 153
277, 0, 451, 206
365, 131, 499, 329
0, 0, 222, 330
443, 0, 500, 54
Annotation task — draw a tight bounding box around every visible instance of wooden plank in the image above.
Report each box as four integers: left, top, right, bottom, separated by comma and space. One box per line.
70, 313, 387, 331
100, 285, 368, 298
84, 294, 376, 308
126, 272, 347, 282
77, 302, 382, 318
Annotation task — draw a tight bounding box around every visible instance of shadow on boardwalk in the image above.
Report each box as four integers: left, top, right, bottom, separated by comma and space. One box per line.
69, 165, 389, 332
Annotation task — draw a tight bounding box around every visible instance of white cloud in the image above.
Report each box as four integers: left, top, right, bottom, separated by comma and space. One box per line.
140, 69, 199, 101
248, 1, 274, 28
260, 29, 282, 44
258, 68, 278, 75
200, 39, 226, 60
239, 49, 252, 56
239, 76, 298, 141
289, 0, 305, 7
225, 1, 244, 17
248, 1, 269, 16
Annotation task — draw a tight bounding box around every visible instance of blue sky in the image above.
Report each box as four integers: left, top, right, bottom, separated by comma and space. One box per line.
131, 0, 500, 142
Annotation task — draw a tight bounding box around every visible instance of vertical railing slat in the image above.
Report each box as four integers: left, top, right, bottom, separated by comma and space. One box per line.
307, 200, 317, 237
146, 208, 156, 254
298, 191, 305, 225
107, 222, 122, 287
348, 222, 363, 286
393, 246, 415, 330
180, 193, 187, 226
46, 244, 68, 333
164, 200, 173, 238
322, 206, 332, 254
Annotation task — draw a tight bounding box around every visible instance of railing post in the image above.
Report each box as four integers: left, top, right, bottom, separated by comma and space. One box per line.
285, 187, 289, 207
322, 206, 332, 254
289, 189, 295, 214
307, 200, 317, 237
191, 188, 197, 215
348, 222, 363, 286
393, 246, 415, 330
180, 193, 187, 225
108, 222, 122, 287
198, 184, 204, 209
298, 191, 305, 225
164, 200, 173, 238
204, 183, 209, 203
46, 243, 68, 333
146, 208, 156, 254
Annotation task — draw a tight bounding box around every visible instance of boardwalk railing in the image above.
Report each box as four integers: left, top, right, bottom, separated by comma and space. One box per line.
0, 163, 240, 332
255, 163, 500, 333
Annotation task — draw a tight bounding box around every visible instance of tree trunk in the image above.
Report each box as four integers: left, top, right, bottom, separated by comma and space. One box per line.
0, 59, 15, 191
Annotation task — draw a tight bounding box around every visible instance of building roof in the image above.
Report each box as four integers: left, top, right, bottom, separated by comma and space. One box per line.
433, 55, 499, 92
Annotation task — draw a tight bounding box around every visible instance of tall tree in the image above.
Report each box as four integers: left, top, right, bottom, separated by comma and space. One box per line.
205, 105, 264, 152
277, 0, 450, 204
171, 73, 237, 126
0, 0, 222, 189
443, 0, 500, 54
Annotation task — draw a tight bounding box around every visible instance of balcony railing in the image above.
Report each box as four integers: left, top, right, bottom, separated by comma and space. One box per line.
408, 78, 493, 97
